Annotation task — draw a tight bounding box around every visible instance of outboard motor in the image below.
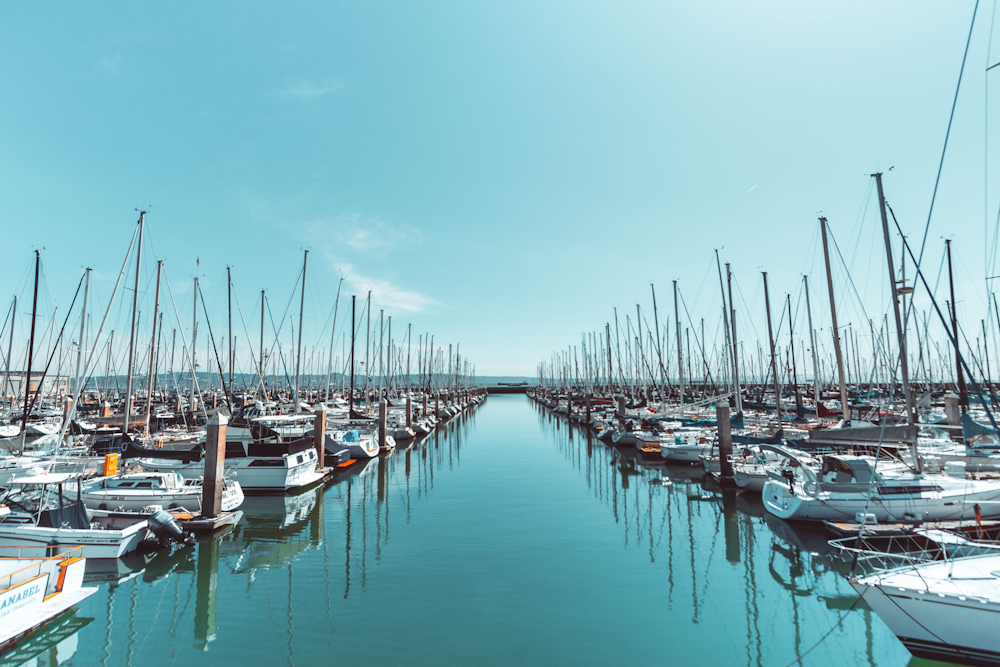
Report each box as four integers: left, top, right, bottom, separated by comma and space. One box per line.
147, 510, 192, 545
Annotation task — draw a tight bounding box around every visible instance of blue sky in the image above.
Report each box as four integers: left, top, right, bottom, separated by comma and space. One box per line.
0, 1, 997, 379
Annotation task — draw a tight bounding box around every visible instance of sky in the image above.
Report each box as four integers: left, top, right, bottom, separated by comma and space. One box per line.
1, 1, 998, 380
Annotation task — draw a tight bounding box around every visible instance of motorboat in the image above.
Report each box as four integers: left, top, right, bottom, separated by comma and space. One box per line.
81, 471, 243, 513
0, 545, 97, 652
0, 473, 149, 558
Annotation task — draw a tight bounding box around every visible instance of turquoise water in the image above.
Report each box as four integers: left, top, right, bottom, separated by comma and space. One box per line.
3, 396, 947, 666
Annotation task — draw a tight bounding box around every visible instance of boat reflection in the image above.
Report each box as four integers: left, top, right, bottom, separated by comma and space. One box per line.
537, 406, 889, 667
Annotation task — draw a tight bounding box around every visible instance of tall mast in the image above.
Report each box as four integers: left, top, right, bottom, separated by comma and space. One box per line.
294, 250, 308, 412
803, 275, 821, 405
3, 296, 15, 408
946, 239, 969, 412
73, 270, 90, 398
406, 323, 412, 393
227, 266, 233, 391
673, 280, 684, 406
350, 295, 356, 415
819, 217, 850, 424
787, 293, 802, 418
874, 172, 915, 425
259, 291, 265, 399
144, 260, 162, 435
20, 251, 40, 437
326, 277, 343, 401
190, 275, 198, 407
762, 272, 782, 434
726, 263, 742, 414
122, 212, 145, 435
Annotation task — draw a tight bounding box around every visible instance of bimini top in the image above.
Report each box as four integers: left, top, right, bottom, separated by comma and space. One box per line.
9, 472, 81, 485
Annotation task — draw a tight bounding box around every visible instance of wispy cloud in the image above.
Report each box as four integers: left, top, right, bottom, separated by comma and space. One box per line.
98, 52, 124, 76
275, 78, 343, 100
333, 261, 437, 314
304, 214, 433, 313
316, 213, 423, 255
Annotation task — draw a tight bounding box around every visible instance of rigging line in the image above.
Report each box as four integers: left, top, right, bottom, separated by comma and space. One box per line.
916, 0, 980, 274
161, 267, 210, 424
21, 273, 85, 422
890, 204, 1000, 431
198, 286, 232, 410
265, 297, 297, 401
988, 0, 998, 283
230, 282, 266, 396
55, 220, 141, 447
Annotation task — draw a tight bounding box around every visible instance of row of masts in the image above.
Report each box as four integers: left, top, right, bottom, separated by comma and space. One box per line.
0, 212, 476, 439
539, 173, 988, 428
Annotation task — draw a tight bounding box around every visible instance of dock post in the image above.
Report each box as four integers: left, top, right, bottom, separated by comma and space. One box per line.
202, 413, 227, 519
101, 401, 111, 418
585, 394, 592, 423
422, 394, 428, 418
314, 404, 326, 469
406, 396, 412, 427
435, 394, 440, 419
716, 405, 734, 484
378, 400, 387, 450
616, 395, 625, 417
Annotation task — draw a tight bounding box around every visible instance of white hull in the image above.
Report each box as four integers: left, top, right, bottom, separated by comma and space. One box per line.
763, 479, 1000, 522
0, 521, 147, 559
851, 554, 1000, 665
137, 451, 320, 492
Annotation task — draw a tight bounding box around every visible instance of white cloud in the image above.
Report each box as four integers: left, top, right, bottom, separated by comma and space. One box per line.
275, 78, 343, 100
334, 261, 437, 314
320, 213, 423, 254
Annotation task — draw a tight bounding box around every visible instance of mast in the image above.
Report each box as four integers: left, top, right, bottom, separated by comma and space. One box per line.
819, 217, 850, 424
144, 260, 162, 435
20, 251, 40, 437
122, 212, 145, 435
227, 266, 233, 392
726, 263, 742, 414
259, 290, 265, 398
326, 277, 343, 401
762, 272, 782, 434
350, 295, 356, 415
874, 172, 915, 425
294, 249, 308, 413
673, 280, 684, 407
190, 276, 198, 407
787, 293, 802, 418
946, 239, 969, 412
803, 275, 821, 405
3, 296, 15, 408
73, 270, 90, 398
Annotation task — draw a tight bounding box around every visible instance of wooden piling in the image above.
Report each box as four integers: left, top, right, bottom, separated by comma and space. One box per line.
716, 405, 734, 483
202, 413, 227, 519
314, 405, 326, 468
406, 396, 412, 427
378, 400, 387, 450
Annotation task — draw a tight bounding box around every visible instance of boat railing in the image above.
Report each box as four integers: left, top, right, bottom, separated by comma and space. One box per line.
829, 533, 1000, 575
0, 545, 85, 592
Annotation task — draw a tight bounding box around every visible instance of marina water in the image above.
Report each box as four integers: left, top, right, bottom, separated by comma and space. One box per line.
7, 396, 927, 666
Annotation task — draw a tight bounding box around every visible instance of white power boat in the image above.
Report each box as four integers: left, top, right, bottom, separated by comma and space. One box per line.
328, 429, 379, 459
762, 449, 1000, 522
660, 432, 712, 464
81, 471, 243, 513
0, 545, 97, 652
0, 474, 148, 558
137, 440, 323, 492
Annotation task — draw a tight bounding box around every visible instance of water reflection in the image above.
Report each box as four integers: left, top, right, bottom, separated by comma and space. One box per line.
531, 400, 895, 667
0, 407, 483, 667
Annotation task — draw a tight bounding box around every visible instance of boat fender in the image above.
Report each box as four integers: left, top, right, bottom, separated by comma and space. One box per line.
148, 510, 189, 544
803, 480, 819, 498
